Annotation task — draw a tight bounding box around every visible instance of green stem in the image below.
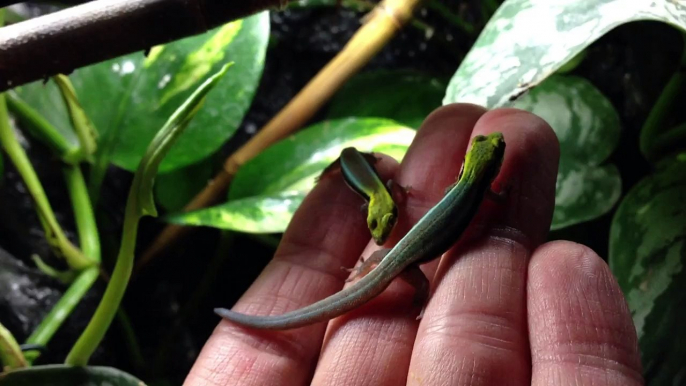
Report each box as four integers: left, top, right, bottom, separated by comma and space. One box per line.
426, 0, 475, 36
63, 165, 101, 262
0, 322, 27, 370
53, 75, 98, 163
65, 189, 140, 366
24, 267, 99, 364
5, 91, 81, 164
0, 94, 93, 270
24, 166, 101, 364
641, 32, 686, 164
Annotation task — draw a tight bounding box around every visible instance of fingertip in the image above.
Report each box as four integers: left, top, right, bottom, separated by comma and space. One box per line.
528, 240, 643, 385
420, 103, 488, 130
472, 108, 560, 246
529, 240, 605, 283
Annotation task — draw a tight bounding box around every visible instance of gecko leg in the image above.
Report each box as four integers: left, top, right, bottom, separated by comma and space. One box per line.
398, 265, 430, 320
344, 248, 390, 283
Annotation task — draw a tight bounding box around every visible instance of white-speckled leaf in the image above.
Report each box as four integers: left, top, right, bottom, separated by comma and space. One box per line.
609, 153, 686, 386
443, 0, 686, 108
510, 75, 621, 229
168, 118, 415, 233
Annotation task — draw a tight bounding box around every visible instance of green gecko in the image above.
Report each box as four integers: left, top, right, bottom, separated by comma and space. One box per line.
319, 147, 402, 245
214, 132, 506, 330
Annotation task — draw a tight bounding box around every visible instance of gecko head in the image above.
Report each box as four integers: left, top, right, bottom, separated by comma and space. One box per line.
368, 205, 398, 245
459, 132, 506, 185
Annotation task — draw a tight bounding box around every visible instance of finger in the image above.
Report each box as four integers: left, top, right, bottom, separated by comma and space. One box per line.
185, 153, 400, 386
409, 108, 560, 385
310, 103, 488, 385
528, 241, 642, 385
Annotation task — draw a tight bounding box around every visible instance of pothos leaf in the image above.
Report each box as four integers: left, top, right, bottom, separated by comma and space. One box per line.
443, 0, 686, 108
510, 75, 621, 229
168, 118, 415, 233
609, 153, 686, 385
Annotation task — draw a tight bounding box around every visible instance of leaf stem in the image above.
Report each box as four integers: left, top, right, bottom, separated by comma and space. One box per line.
22, 166, 103, 363
0, 94, 93, 270
63, 165, 101, 262
23, 267, 99, 364
64, 199, 139, 366
53, 75, 98, 163
5, 91, 81, 164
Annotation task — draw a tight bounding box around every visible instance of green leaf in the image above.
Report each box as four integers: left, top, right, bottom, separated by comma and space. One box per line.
609, 153, 686, 386
328, 70, 446, 129
443, 0, 686, 107
510, 75, 621, 229
0, 365, 145, 385
169, 118, 415, 232
13, 12, 269, 173
167, 192, 305, 233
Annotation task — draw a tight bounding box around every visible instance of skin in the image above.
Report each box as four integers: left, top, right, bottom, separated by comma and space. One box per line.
214, 133, 505, 329
186, 105, 642, 386
320, 147, 398, 245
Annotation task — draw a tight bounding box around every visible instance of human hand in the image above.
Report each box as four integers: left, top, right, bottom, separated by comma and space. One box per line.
185, 105, 643, 385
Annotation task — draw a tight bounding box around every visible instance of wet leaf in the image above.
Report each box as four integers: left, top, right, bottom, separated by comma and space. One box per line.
327, 70, 446, 128
13, 12, 269, 173
510, 75, 621, 229
609, 153, 686, 386
443, 0, 686, 108
169, 118, 415, 232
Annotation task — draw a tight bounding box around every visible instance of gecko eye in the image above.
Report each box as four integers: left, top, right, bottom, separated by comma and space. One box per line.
370, 219, 378, 230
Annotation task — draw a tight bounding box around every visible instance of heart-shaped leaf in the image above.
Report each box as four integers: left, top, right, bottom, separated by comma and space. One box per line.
443, 0, 686, 108
510, 75, 621, 229
167, 118, 415, 232
12, 12, 269, 173
327, 70, 446, 128
609, 153, 686, 386
0, 365, 145, 385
